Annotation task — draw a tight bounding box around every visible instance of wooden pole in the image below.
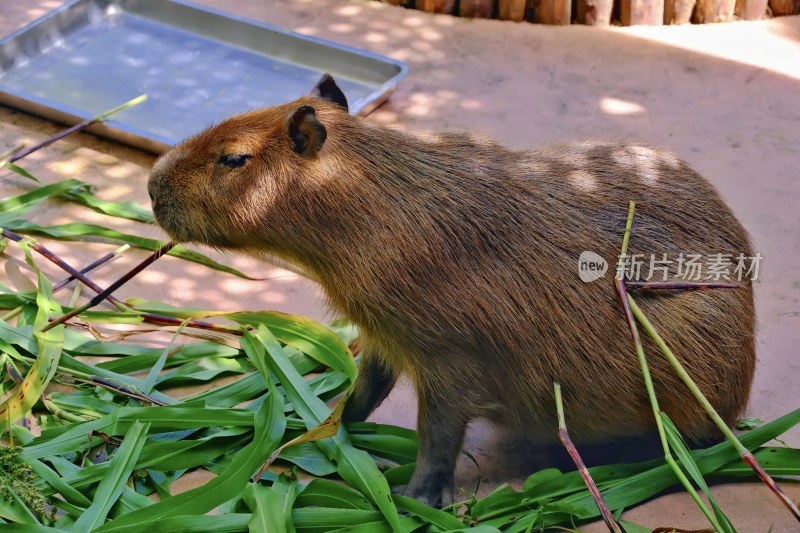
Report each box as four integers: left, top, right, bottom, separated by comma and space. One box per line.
734, 0, 768, 19
416, 0, 456, 13
621, 0, 665, 25
769, 0, 800, 15
577, 0, 614, 25
498, 0, 528, 20
532, 0, 571, 24
693, 0, 736, 22
460, 0, 495, 18
664, 0, 696, 23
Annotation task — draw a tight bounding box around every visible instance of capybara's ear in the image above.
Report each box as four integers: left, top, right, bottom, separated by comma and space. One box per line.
285, 105, 327, 158
311, 73, 349, 111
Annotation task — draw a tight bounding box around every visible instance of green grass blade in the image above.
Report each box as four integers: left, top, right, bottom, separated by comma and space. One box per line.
64, 188, 154, 223
71, 420, 151, 532
0, 242, 64, 433
713, 447, 800, 476
232, 312, 356, 381
272, 472, 299, 533
0, 526, 68, 532
661, 412, 736, 533
95, 94, 148, 121
93, 375, 286, 532
243, 482, 285, 533
249, 325, 401, 532
4, 220, 255, 279
0, 179, 86, 225
391, 494, 464, 529
26, 457, 92, 508
294, 479, 374, 511
79, 514, 250, 533
3, 162, 41, 183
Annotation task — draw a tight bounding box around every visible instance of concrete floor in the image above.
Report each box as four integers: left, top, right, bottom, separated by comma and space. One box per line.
1, 1, 799, 530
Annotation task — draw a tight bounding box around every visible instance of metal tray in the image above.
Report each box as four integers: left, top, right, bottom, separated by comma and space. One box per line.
0, 0, 408, 153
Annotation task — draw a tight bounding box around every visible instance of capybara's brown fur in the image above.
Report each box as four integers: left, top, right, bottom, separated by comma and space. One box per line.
148, 75, 756, 507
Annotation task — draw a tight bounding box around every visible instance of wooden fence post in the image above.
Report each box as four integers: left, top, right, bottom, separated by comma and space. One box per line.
734, 0, 768, 18
769, 0, 800, 15
416, 0, 456, 13
621, 0, 665, 24
460, 0, 496, 17
693, 0, 736, 22
532, 0, 572, 24
499, 0, 528, 20
664, 0, 696, 23
577, 0, 614, 25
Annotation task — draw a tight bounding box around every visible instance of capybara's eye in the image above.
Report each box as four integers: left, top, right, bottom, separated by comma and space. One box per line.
217, 154, 251, 168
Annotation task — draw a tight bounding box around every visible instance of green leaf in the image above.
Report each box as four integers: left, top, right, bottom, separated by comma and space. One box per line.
0, 179, 86, 225
735, 417, 763, 431
94, 374, 286, 532
64, 188, 154, 223
4, 219, 255, 279
619, 520, 653, 533
391, 494, 464, 530
84, 514, 250, 533
243, 483, 285, 533
661, 413, 735, 533
243, 473, 298, 533
71, 420, 151, 532
0, 242, 64, 433
3, 161, 41, 183
248, 325, 401, 531
232, 312, 355, 381
294, 479, 374, 510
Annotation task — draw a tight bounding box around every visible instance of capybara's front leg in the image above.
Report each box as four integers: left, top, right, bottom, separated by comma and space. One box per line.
404, 383, 468, 508
343, 351, 398, 423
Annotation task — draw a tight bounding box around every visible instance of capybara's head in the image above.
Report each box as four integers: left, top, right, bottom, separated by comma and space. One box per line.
147, 74, 350, 248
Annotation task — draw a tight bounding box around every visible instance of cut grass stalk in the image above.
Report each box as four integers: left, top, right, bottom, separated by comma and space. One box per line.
41, 241, 176, 332
52, 244, 130, 291
627, 295, 800, 522
41, 396, 88, 423
615, 201, 723, 531
1, 229, 229, 333
0, 244, 127, 323
553, 381, 625, 533
0, 142, 27, 161
2, 228, 129, 311
6, 95, 147, 164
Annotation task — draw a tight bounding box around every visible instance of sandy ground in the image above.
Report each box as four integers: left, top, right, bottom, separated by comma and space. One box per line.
1, 1, 799, 530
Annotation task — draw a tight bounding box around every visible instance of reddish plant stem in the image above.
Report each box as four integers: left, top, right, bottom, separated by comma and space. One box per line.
625, 281, 740, 291
136, 312, 238, 334
616, 278, 641, 344
52, 249, 120, 291
558, 427, 625, 532
741, 449, 800, 520
91, 430, 123, 447
555, 381, 625, 533
2, 228, 124, 310
8, 118, 99, 163
3, 228, 226, 332
41, 242, 176, 332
